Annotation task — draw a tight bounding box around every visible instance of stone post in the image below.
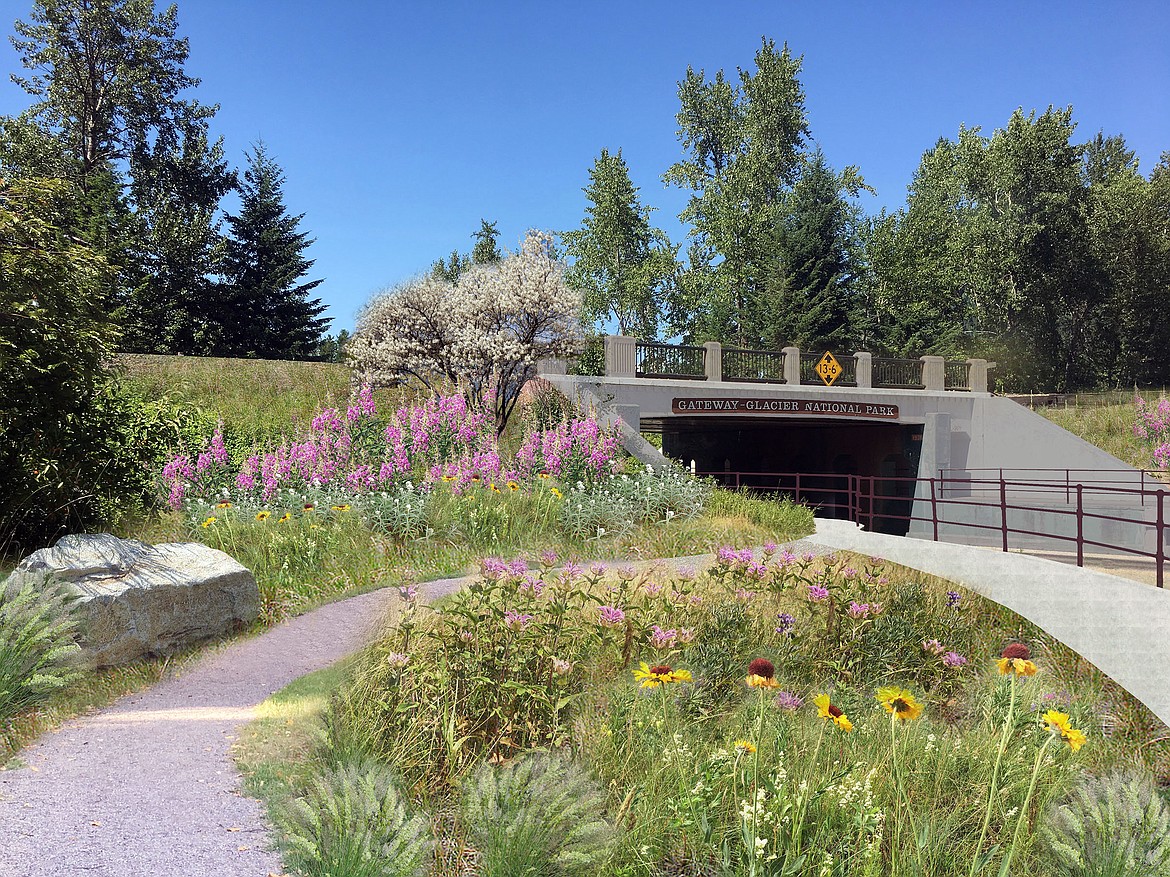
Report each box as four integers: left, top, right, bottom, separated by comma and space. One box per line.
966, 358, 995, 393
703, 341, 722, 382
920, 355, 945, 391
536, 358, 567, 376
604, 335, 636, 378
782, 346, 801, 385
854, 351, 872, 389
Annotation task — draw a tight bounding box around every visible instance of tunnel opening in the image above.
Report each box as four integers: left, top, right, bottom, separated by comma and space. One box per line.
653, 417, 924, 535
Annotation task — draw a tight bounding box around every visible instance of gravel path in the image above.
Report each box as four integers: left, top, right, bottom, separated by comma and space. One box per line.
0, 543, 834, 877
0, 575, 468, 877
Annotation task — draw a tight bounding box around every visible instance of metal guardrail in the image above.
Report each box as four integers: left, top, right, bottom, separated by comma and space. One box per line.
722, 347, 786, 383
872, 358, 925, 389
697, 468, 1169, 587
635, 342, 706, 380
944, 361, 969, 391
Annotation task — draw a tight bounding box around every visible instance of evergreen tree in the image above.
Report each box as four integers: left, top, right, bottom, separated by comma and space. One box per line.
431, 249, 468, 283
471, 218, 501, 264
563, 149, 674, 339
219, 142, 328, 358
759, 149, 866, 352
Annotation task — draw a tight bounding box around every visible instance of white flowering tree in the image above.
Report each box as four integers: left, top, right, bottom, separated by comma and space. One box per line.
349, 231, 583, 433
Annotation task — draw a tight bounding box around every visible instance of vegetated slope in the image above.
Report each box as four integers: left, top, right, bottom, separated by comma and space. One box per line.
119, 354, 353, 438
1037, 402, 1150, 470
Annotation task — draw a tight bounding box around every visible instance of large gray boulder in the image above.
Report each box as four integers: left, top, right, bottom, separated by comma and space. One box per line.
4, 534, 260, 667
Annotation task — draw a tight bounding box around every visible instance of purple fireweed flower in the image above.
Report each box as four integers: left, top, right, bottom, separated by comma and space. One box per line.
847, 601, 870, 619
552, 657, 573, 676
386, 652, 410, 669
674, 565, 696, 582
643, 581, 664, 597
539, 549, 558, 566
561, 562, 583, 582
398, 585, 419, 602
943, 651, 968, 668
801, 552, 816, 564
922, 639, 945, 656
617, 564, 637, 581
842, 566, 858, 579
589, 562, 608, 578
762, 541, 778, 556
598, 605, 626, 628
807, 585, 829, 603
649, 625, 678, 650
776, 549, 797, 566
946, 590, 962, 609
774, 612, 796, 638
504, 610, 534, 632
518, 576, 545, 597
774, 690, 803, 711
735, 588, 757, 602
508, 558, 529, 577
677, 627, 696, 645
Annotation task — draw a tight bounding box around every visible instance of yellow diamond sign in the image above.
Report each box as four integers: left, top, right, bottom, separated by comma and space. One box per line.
815, 351, 842, 386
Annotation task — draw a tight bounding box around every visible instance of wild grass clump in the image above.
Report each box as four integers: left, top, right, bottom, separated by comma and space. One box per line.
461, 750, 617, 877
0, 575, 83, 727
275, 759, 433, 877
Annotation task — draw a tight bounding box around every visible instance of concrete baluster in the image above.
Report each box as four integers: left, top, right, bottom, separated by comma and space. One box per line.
854, 351, 872, 389
604, 335, 637, 378
920, 355, 945, 391
703, 341, 722, 382
966, 358, 995, 394
782, 346, 801, 385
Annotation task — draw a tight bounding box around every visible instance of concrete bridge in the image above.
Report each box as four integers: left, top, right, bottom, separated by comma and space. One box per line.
541, 336, 1167, 581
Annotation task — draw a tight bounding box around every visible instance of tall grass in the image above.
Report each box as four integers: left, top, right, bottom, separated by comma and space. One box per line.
1038, 402, 1150, 469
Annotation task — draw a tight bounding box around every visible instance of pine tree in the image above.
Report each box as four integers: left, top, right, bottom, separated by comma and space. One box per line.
563, 148, 674, 338
471, 218, 501, 264
219, 142, 328, 358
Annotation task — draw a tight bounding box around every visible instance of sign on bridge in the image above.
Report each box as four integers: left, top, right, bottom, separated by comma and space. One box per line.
672, 397, 899, 419
815, 351, 842, 386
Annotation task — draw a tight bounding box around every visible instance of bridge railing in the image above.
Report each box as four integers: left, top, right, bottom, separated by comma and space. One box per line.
695, 468, 1168, 587
634, 341, 706, 380
602, 336, 992, 392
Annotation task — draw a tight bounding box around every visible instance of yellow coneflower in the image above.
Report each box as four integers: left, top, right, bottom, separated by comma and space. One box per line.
876, 686, 924, 721
255, 510, 271, 521
201, 516, 217, 528
277, 512, 292, 523
303, 503, 316, 512
733, 739, 757, 755
632, 662, 693, 689
331, 504, 351, 512
549, 487, 563, 499
813, 693, 853, 732
507, 480, 520, 491
490, 483, 501, 493
215, 501, 232, 509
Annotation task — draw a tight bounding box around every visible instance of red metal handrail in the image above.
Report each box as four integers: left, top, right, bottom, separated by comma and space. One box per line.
695, 469, 1168, 587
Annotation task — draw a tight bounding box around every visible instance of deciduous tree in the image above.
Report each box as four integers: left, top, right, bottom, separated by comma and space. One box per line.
350, 231, 582, 433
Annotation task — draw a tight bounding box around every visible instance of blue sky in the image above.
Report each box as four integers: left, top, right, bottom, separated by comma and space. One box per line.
2, 0, 1168, 333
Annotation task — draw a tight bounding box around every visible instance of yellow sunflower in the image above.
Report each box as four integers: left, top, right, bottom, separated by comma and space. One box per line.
632, 662, 693, 689
255, 510, 271, 521
876, 686, 924, 721
733, 739, 757, 755
507, 481, 520, 491
331, 504, 351, 512
549, 487, 563, 499
215, 501, 232, 509
813, 693, 854, 732
277, 512, 292, 523
201, 515, 216, 528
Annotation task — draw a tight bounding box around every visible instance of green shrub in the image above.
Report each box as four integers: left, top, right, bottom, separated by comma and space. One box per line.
462, 750, 617, 877
0, 575, 83, 724
275, 759, 433, 877
1041, 770, 1170, 876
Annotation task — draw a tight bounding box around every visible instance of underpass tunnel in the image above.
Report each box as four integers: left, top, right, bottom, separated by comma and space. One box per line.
652, 418, 924, 535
